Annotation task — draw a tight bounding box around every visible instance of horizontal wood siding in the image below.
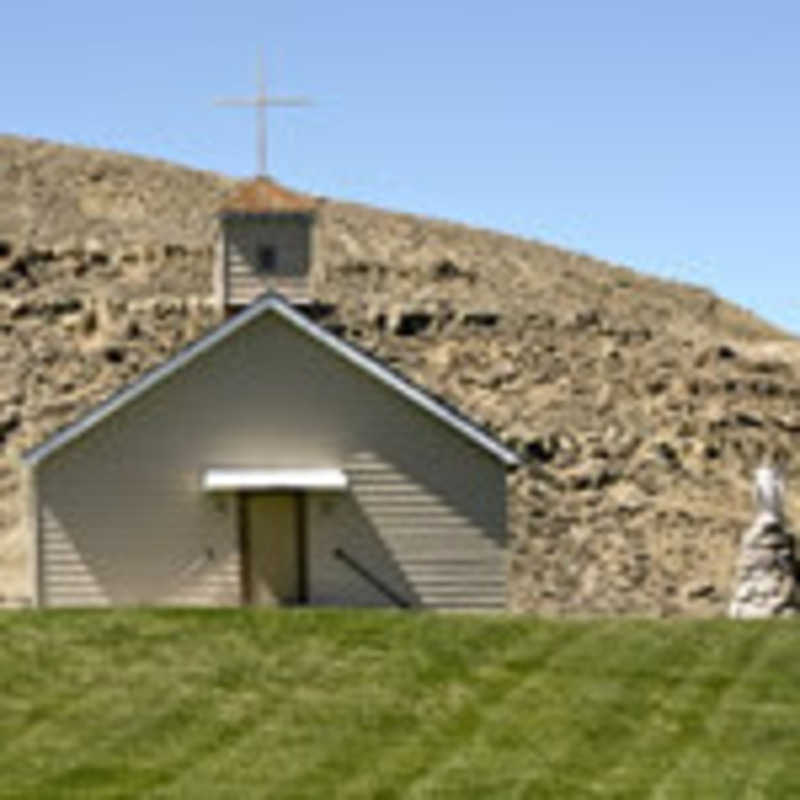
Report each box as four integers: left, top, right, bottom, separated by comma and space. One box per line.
36, 313, 508, 609
38, 467, 242, 608
227, 272, 310, 306
307, 488, 415, 607
224, 216, 313, 307
163, 548, 241, 606
40, 506, 108, 607
314, 453, 506, 609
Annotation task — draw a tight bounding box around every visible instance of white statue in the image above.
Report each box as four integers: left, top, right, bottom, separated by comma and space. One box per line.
729, 462, 798, 618
754, 463, 785, 522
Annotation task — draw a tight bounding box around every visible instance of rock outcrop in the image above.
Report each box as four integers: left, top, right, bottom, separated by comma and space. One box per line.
2, 133, 800, 615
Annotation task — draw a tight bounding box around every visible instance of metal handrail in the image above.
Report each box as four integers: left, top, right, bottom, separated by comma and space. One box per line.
333, 547, 409, 608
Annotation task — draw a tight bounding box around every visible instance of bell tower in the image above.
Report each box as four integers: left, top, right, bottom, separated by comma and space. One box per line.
214, 178, 318, 315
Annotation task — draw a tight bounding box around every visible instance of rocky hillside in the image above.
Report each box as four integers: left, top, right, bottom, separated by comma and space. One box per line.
1, 133, 798, 614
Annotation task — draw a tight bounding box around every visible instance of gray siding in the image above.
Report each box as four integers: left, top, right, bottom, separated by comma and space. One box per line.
35, 313, 508, 609
223, 215, 313, 307
307, 452, 506, 608
41, 505, 107, 607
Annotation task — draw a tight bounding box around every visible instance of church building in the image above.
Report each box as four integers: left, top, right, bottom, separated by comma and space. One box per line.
20, 179, 519, 610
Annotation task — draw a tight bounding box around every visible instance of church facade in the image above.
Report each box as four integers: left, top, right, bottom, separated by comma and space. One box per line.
20, 181, 518, 610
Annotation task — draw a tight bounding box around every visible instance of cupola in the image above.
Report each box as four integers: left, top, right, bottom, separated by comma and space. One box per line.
214, 177, 318, 314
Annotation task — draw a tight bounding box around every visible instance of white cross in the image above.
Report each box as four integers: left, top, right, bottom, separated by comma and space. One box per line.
215, 53, 311, 177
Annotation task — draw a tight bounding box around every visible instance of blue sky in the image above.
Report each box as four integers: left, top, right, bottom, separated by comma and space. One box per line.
3, 1, 799, 333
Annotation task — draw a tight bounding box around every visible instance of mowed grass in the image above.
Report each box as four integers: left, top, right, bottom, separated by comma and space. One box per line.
1, 611, 799, 799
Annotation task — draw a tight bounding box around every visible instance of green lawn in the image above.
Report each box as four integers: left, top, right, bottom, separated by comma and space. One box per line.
0, 611, 798, 799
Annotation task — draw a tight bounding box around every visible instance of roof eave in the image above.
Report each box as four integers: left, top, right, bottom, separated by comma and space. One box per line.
22, 293, 521, 470
218, 209, 316, 221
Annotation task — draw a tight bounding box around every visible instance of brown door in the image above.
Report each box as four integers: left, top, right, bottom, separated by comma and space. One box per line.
243, 493, 302, 605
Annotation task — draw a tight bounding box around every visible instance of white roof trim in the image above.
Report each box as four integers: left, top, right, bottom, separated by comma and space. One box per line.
23, 293, 520, 468
203, 468, 348, 491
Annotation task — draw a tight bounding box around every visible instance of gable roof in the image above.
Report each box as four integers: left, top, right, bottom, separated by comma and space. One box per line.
22, 294, 520, 468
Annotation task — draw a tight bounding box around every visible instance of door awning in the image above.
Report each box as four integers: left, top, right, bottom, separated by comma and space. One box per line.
202, 468, 348, 492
